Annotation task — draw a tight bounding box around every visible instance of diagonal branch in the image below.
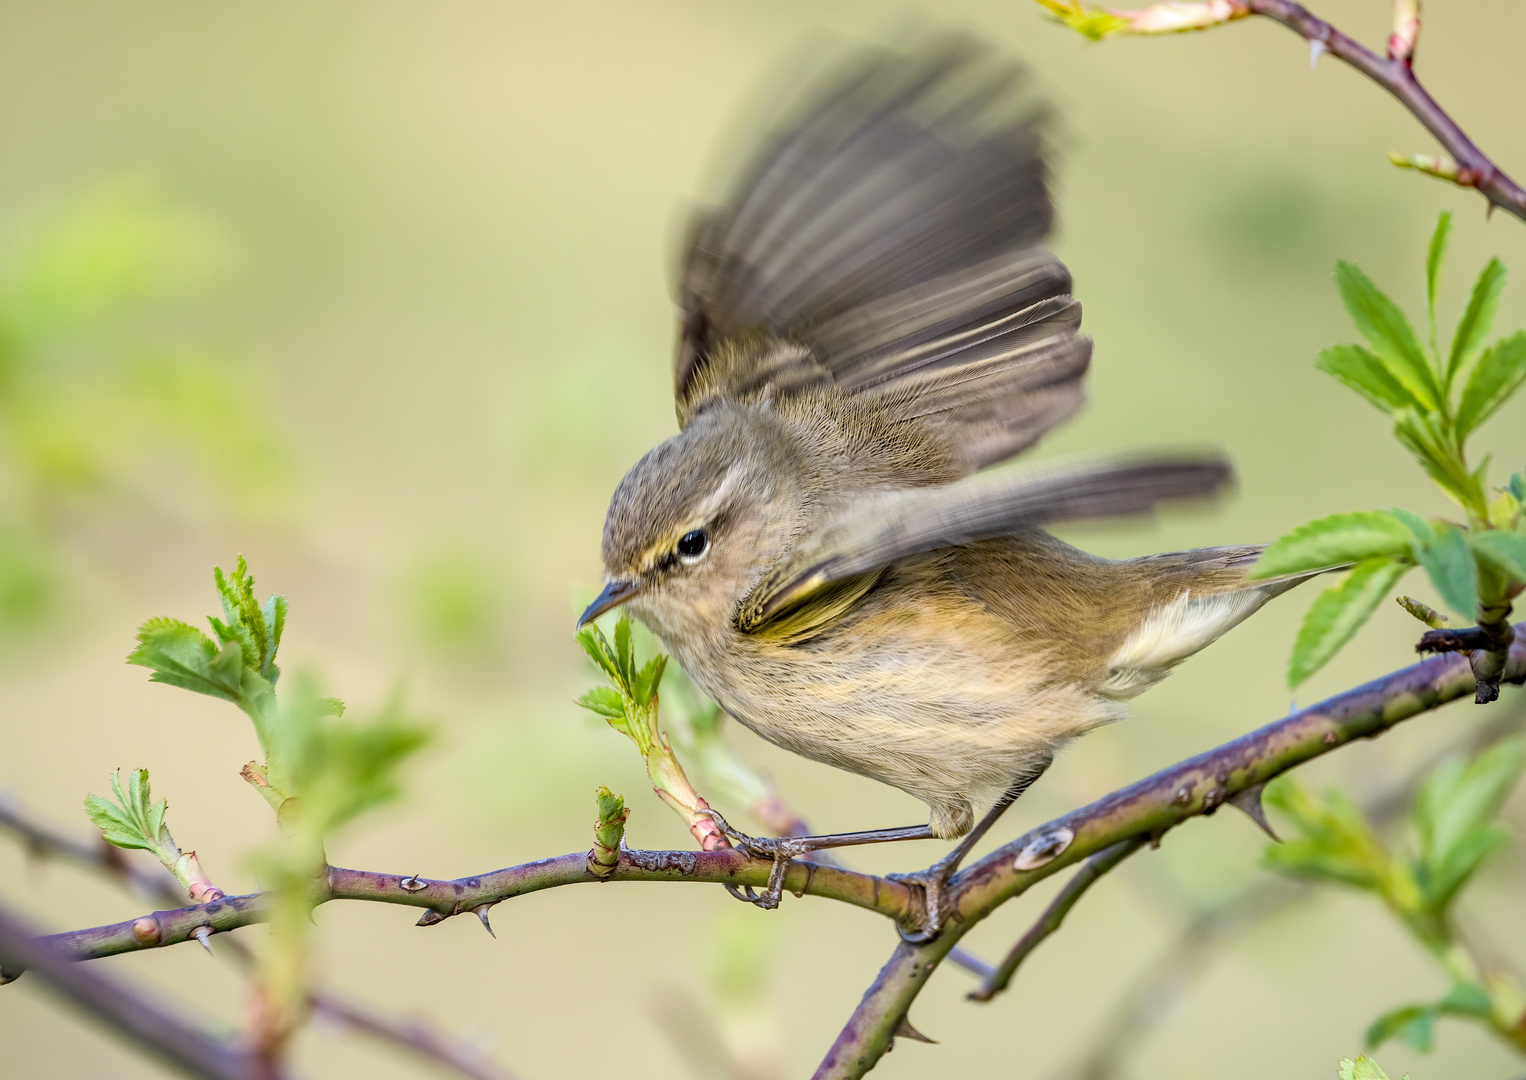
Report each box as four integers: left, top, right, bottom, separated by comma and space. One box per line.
1036, 0, 1526, 222
1056, 697, 1526, 1080
967, 837, 1146, 1002
811, 626, 1526, 1079
1244, 0, 1526, 222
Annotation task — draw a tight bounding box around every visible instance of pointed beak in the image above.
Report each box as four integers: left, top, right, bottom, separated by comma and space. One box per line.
577, 578, 644, 628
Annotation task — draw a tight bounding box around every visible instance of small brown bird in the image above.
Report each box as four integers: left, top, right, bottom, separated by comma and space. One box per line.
579, 40, 1316, 936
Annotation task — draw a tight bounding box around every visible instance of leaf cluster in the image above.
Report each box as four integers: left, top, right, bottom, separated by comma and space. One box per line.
123, 557, 428, 831
1265, 739, 1526, 1054
83, 768, 174, 862
1254, 214, 1526, 684
575, 615, 667, 755
127, 555, 286, 733
1339, 1056, 1409, 1080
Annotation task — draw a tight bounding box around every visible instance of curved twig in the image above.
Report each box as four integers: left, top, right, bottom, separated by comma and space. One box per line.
1242, 0, 1526, 223
968, 837, 1146, 1002
11, 848, 914, 970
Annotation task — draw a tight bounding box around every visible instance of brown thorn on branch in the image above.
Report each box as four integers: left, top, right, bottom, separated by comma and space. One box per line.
1227, 782, 1279, 841
968, 838, 1145, 1003
892, 1014, 936, 1045
472, 904, 496, 938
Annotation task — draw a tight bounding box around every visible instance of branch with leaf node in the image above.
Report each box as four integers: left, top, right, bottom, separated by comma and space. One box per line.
1031, 0, 1526, 223
0, 795, 521, 1080
1249, 213, 1526, 700
6, 555, 1522, 1080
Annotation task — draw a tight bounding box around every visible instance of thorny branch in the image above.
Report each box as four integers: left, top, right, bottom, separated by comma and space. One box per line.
812, 626, 1526, 1079
6, 626, 1523, 1079
1041, 0, 1526, 223
1052, 698, 1526, 1080
0, 900, 281, 1080
0, 797, 519, 1080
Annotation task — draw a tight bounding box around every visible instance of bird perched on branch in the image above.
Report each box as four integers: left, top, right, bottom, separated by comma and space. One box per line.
579, 39, 1320, 938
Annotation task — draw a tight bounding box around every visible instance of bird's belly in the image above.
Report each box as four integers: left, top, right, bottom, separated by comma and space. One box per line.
674, 621, 1120, 834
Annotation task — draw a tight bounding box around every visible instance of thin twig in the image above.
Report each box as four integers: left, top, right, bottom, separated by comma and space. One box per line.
810, 626, 1526, 1079
968, 838, 1146, 1002
0, 900, 278, 1080
1244, 0, 1526, 222
0, 797, 521, 1080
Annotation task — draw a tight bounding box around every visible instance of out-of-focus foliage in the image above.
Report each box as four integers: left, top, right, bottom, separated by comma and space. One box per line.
0, 180, 285, 636
1251, 213, 1526, 685
1265, 738, 1526, 1056
121, 558, 430, 1049
1339, 1055, 1411, 1080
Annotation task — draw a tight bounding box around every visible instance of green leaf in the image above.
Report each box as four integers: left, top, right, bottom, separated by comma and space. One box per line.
1365, 1004, 1433, 1052
1447, 257, 1506, 390
1334, 260, 1442, 410
1251, 512, 1415, 579
1263, 778, 1389, 889
613, 616, 634, 686
127, 616, 240, 702
574, 625, 621, 682
1317, 344, 1424, 414
1414, 524, 1478, 617
1469, 529, 1526, 583
1426, 210, 1451, 362
83, 768, 170, 854
1392, 409, 1481, 511
1436, 982, 1495, 1018
1287, 559, 1409, 686
1339, 1056, 1400, 1080
1456, 330, 1526, 439
631, 654, 667, 708
1412, 738, 1526, 912
1511, 472, 1526, 501
576, 686, 627, 720
1387, 507, 1434, 545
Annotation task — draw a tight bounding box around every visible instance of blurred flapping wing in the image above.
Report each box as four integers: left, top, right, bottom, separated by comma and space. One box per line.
736, 454, 1234, 633
676, 39, 1090, 474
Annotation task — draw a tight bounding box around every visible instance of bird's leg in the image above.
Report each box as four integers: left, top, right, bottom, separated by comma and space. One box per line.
890, 754, 1054, 944
703, 809, 935, 910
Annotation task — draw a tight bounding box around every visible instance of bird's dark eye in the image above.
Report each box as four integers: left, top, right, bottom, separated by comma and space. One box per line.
677, 529, 709, 559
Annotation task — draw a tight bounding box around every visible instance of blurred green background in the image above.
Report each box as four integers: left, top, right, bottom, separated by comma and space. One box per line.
2, 2, 1525, 1078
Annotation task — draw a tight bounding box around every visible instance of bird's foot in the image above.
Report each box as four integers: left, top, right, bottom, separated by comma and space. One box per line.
887, 852, 964, 944
702, 809, 811, 911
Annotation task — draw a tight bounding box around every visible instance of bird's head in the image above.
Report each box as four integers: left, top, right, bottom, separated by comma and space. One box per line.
580, 403, 813, 643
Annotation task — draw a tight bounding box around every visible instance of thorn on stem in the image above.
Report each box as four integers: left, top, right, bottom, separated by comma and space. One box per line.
472, 904, 496, 938
416, 910, 445, 927
190, 926, 214, 955
399, 874, 428, 893
1228, 783, 1280, 842
893, 1014, 936, 1045
1309, 38, 1326, 69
